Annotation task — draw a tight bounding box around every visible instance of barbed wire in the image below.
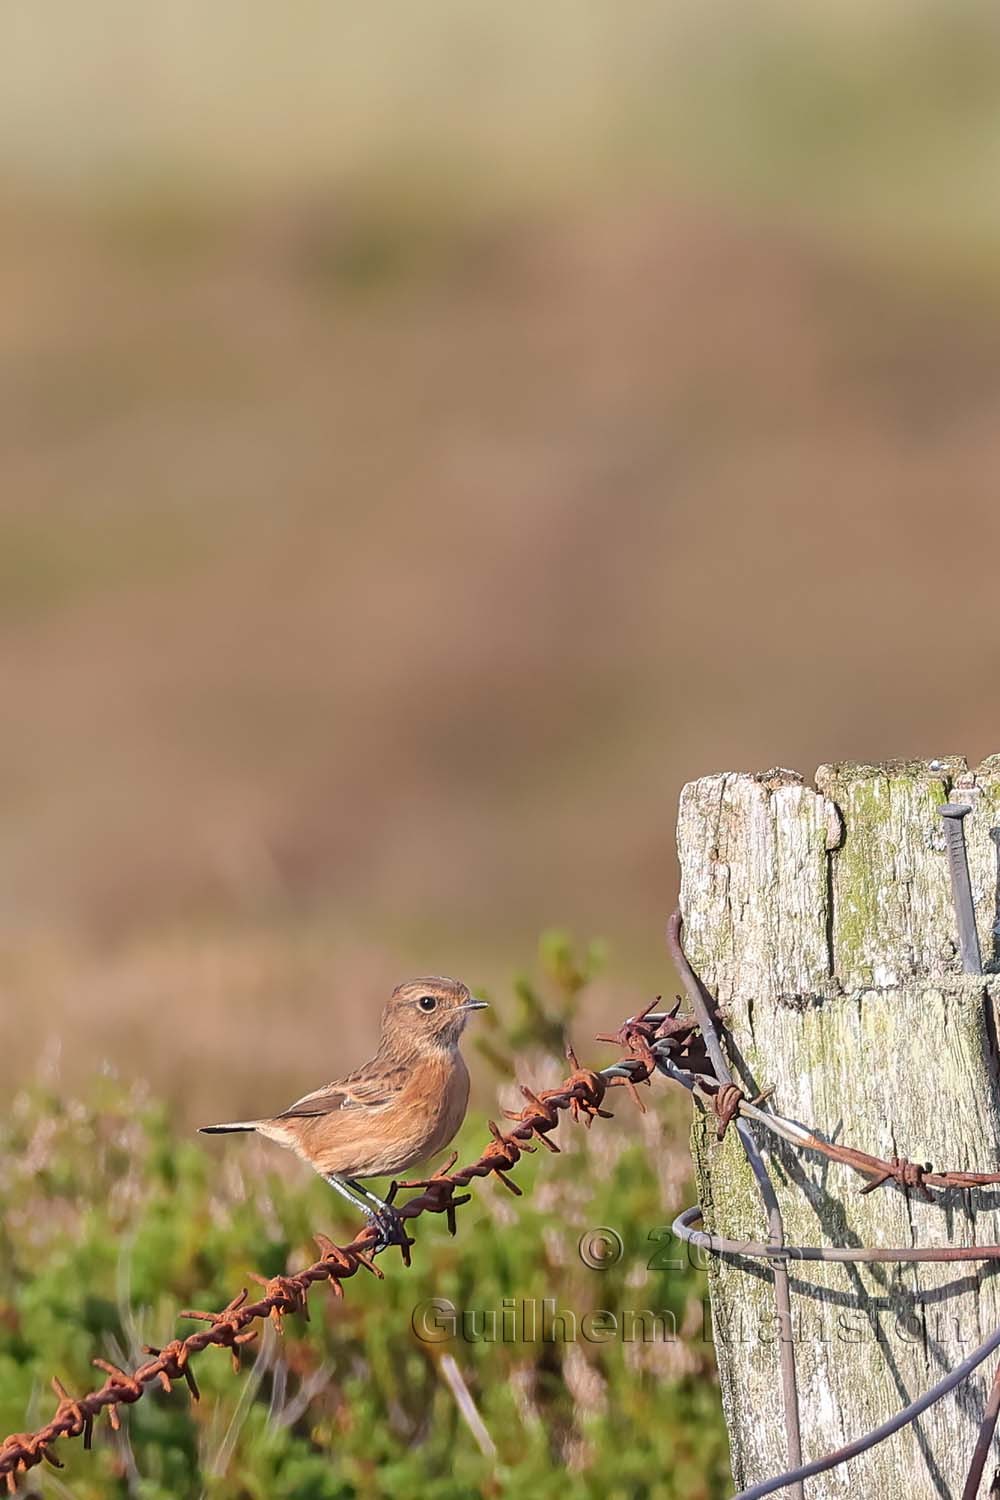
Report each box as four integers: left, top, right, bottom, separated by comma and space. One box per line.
0, 1043, 646, 1492
4, 910, 1000, 1495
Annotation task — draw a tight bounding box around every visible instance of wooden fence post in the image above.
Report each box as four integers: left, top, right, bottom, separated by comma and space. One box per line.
677, 757, 1000, 1496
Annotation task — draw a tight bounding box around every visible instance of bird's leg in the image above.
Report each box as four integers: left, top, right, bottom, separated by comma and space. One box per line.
324, 1173, 407, 1251
324, 1171, 368, 1217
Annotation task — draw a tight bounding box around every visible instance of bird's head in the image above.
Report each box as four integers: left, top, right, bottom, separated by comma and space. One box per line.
383, 976, 488, 1052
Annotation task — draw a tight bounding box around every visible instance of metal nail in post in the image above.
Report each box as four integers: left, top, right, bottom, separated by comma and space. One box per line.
939, 802, 983, 974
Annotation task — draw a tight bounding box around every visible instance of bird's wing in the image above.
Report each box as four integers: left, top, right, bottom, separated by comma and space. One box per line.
275, 1064, 407, 1119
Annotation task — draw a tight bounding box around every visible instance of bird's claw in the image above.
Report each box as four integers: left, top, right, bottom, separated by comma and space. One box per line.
365, 1201, 411, 1258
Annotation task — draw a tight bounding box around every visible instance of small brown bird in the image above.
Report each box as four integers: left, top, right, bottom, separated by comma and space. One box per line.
199, 977, 487, 1244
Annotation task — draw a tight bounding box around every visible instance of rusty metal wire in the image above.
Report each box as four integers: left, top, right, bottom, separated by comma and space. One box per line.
0, 1044, 639, 1492
607, 972, 1000, 1199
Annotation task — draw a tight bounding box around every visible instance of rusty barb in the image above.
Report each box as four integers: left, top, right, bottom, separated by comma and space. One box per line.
5, 910, 1000, 1497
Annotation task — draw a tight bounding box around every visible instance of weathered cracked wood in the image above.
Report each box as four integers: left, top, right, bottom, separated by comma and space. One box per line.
678, 758, 1000, 1498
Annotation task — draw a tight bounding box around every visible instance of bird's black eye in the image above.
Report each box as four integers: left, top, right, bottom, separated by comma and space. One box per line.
418, 995, 437, 1012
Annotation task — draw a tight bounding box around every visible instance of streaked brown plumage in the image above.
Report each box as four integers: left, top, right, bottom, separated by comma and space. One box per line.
199, 977, 486, 1240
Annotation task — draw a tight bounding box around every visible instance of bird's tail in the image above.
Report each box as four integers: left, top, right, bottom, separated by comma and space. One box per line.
199, 1121, 260, 1134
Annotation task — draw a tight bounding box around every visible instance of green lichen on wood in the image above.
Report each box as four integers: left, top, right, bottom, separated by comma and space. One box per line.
818, 760, 970, 989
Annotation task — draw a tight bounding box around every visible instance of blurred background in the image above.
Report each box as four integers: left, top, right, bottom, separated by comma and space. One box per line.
2, 0, 1000, 1124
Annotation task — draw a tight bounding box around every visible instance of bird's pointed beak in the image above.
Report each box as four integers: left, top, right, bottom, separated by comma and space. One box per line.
461, 998, 489, 1011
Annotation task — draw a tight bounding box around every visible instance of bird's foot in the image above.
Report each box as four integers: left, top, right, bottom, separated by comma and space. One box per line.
364, 1201, 412, 1262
